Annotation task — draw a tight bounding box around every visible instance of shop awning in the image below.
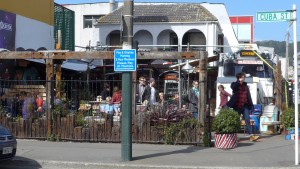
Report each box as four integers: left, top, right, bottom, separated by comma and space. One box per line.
25, 59, 103, 72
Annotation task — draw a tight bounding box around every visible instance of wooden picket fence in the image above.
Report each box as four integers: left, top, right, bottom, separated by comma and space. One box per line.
0, 113, 205, 145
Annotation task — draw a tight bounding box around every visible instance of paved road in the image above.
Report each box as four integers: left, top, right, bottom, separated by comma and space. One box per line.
0, 134, 299, 169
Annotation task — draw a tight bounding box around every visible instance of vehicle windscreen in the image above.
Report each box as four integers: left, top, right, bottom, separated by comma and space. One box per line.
223, 60, 272, 78
0, 126, 11, 135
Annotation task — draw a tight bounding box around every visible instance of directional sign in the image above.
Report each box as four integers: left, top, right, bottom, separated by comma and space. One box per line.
257, 11, 292, 22
114, 49, 136, 71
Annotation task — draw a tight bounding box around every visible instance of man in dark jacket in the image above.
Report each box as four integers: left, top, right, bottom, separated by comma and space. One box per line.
227, 72, 259, 141
136, 76, 150, 105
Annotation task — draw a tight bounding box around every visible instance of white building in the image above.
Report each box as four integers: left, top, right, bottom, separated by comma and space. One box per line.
63, 1, 122, 51
63, 2, 239, 56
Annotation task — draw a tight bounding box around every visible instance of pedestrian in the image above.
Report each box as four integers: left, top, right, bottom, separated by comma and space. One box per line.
226, 72, 259, 141
136, 76, 150, 105
100, 84, 110, 101
22, 93, 35, 120
157, 92, 167, 116
218, 85, 231, 109
148, 78, 158, 106
110, 86, 122, 116
188, 80, 199, 118
36, 94, 44, 117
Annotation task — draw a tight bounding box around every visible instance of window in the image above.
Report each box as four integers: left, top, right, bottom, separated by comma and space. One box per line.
223, 60, 272, 78
83, 15, 103, 28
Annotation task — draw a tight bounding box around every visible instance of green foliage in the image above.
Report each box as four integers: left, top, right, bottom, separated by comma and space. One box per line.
212, 108, 241, 134
164, 117, 201, 145
14, 114, 22, 122
53, 104, 69, 118
256, 40, 300, 61
75, 113, 87, 127
49, 134, 55, 142
48, 133, 61, 142
282, 108, 300, 130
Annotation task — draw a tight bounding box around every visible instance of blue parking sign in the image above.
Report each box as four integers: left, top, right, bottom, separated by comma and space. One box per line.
114, 49, 136, 71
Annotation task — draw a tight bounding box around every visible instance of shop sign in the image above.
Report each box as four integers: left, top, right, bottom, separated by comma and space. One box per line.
0, 10, 16, 50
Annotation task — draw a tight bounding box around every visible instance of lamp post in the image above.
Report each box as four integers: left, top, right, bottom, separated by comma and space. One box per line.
182, 60, 194, 97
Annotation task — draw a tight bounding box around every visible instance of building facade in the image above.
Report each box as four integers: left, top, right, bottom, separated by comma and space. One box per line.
62, 1, 122, 51
230, 16, 254, 44
64, 2, 240, 56
0, 0, 54, 51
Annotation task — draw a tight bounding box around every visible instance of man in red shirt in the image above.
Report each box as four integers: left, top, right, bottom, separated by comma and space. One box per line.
227, 72, 259, 141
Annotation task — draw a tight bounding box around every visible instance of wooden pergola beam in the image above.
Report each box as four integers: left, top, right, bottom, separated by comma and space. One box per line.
0, 51, 205, 60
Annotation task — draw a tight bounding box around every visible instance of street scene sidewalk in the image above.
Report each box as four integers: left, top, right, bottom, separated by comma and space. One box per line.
1, 133, 299, 169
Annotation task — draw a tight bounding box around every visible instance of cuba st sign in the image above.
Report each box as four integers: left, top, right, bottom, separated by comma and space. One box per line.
257, 11, 292, 22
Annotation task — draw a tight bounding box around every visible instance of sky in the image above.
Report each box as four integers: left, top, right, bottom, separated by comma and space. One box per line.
55, 0, 300, 42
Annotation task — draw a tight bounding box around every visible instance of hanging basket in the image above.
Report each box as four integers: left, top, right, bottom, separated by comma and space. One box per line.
214, 133, 237, 149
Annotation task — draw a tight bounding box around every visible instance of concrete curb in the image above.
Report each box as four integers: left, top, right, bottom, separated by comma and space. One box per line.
9, 159, 300, 169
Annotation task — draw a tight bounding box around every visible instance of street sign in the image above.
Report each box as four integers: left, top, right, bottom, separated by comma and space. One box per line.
114, 49, 136, 71
256, 11, 292, 22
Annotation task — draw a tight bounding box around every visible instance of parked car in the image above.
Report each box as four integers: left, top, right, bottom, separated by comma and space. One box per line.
0, 125, 17, 161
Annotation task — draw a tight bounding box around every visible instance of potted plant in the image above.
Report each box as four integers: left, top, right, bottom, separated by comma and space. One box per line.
212, 108, 241, 149
282, 108, 300, 140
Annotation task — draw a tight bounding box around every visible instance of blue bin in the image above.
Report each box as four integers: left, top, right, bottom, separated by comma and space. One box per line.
285, 134, 291, 140
250, 115, 260, 131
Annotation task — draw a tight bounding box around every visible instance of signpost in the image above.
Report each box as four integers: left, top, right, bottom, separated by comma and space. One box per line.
121, 0, 133, 162
114, 49, 136, 72
257, 6, 298, 165
256, 11, 292, 22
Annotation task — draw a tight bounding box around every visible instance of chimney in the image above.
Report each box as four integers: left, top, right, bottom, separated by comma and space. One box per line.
109, 0, 115, 13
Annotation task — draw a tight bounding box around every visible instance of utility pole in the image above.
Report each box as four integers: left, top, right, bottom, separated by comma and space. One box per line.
286, 27, 290, 80
121, 0, 133, 161
292, 4, 298, 166
198, 51, 207, 124
46, 57, 54, 139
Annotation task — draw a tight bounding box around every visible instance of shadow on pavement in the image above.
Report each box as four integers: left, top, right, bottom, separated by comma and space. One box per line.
238, 142, 254, 147
133, 145, 206, 160
0, 156, 42, 169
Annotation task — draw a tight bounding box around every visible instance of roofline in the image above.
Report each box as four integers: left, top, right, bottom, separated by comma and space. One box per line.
59, 2, 110, 6
60, 2, 225, 5
95, 21, 219, 26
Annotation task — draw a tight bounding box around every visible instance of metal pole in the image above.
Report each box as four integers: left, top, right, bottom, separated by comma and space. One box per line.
121, 0, 133, 161
293, 4, 298, 166
178, 42, 182, 108
286, 25, 290, 80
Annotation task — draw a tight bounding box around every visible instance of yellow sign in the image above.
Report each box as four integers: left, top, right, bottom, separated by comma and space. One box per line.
240, 50, 256, 57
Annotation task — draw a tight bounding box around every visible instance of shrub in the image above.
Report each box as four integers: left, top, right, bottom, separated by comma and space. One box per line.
212, 108, 240, 134
75, 113, 87, 127
282, 108, 300, 130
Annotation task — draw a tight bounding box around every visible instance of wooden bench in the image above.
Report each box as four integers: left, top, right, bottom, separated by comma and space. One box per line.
241, 119, 255, 135
261, 121, 281, 134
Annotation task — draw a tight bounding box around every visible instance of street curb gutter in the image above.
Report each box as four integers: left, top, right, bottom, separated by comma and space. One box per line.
8, 159, 300, 169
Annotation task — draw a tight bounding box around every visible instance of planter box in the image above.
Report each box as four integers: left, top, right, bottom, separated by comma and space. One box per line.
214, 133, 237, 149
285, 128, 300, 140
